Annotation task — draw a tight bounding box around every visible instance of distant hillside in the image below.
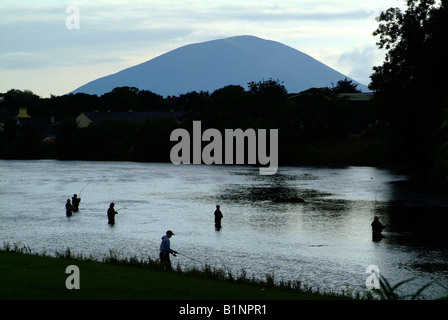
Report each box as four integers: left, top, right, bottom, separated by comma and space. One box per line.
71, 35, 368, 96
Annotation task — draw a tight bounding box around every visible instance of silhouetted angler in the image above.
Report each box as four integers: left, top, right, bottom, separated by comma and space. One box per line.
66, 199, 73, 217
160, 230, 178, 270
371, 216, 388, 242
214, 205, 223, 229
107, 202, 118, 225
72, 194, 81, 212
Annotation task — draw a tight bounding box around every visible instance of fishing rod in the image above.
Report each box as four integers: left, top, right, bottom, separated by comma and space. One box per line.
78, 182, 90, 197
115, 201, 138, 211
176, 252, 203, 264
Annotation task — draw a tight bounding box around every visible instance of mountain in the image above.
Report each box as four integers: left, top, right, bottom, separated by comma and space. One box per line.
70, 35, 368, 96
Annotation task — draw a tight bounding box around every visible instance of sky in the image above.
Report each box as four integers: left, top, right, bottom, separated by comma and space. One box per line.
0, 0, 406, 98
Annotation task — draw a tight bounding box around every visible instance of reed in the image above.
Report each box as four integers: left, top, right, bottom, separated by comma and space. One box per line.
2, 242, 446, 300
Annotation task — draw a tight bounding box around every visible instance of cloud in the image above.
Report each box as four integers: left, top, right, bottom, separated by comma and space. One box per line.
337, 44, 386, 86
0, 52, 49, 70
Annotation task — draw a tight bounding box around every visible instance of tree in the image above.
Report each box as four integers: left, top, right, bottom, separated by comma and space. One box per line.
100, 87, 140, 111
0, 117, 20, 158
56, 116, 80, 159
332, 78, 361, 94
369, 0, 448, 182
204, 85, 251, 128
138, 90, 167, 110
247, 79, 288, 126
1, 89, 41, 115
46, 93, 99, 118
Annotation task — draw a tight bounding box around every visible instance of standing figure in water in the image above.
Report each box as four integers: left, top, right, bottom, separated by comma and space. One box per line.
66, 199, 73, 217
107, 202, 118, 225
371, 216, 388, 241
214, 205, 223, 230
72, 194, 81, 212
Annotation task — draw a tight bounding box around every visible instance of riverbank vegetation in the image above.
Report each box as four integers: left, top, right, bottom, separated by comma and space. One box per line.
2, 243, 446, 300
0, 79, 383, 166
0, 243, 353, 300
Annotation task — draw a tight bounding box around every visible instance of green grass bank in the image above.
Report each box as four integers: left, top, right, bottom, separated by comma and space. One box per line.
0, 249, 351, 300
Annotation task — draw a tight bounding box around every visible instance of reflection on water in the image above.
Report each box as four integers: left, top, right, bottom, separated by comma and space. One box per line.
0, 160, 448, 299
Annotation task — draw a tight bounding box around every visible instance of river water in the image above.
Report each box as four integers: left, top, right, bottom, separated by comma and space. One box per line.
1, 160, 447, 299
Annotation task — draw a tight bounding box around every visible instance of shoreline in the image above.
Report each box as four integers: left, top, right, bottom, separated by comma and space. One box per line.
2, 243, 446, 301
0, 244, 354, 300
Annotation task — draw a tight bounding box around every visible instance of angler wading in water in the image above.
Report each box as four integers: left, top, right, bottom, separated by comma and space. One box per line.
214, 205, 223, 230
66, 199, 73, 217
72, 194, 81, 212
371, 216, 388, 242
107, 202, 118, 225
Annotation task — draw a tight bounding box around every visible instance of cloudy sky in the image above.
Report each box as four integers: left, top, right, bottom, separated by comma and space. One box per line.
0, 0, 405, 98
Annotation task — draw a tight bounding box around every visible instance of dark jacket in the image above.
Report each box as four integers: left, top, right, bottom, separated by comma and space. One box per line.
214, 209, 223, 223
107, 207, 117, 221
371, 220, 386, 235
160, 235, 174, 254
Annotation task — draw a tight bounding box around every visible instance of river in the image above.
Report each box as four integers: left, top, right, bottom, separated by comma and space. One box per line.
1, 160, 447, 299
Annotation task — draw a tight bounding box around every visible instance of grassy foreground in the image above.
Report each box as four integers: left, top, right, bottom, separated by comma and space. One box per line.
0, 248, 351, 300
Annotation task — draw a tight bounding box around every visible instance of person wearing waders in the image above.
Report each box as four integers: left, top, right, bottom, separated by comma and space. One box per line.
160, 230, 178, 270
371, 216, 388, 242
66, 199, 73, 217
107, 202, 118, 225
214, 205, 223, 229
72, 194, 81, 212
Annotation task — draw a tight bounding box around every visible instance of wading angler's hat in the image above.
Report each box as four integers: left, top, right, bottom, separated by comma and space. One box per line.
166, 230, 175, 235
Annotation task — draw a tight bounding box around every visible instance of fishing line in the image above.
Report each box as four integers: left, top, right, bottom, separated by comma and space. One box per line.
177, 252, 203, 264
115, 201, 138, 211
372, 176, 386, 204
78, 182, 90, 197
371, 176, 392, 236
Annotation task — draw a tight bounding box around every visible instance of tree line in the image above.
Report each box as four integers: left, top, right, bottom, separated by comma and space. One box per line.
0, 78, 376, 165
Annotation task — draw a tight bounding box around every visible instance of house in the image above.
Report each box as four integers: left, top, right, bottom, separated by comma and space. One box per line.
0, 107, 58, 140
76, 110, 188, 128
17, 107, 31, 118
17, 117, 58, 139
338, 92, 374, 102
338, 92, 374, 134
0, 109, 16, 131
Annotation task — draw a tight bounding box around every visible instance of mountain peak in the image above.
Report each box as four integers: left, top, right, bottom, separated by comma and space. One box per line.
71, 35, 367, 96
